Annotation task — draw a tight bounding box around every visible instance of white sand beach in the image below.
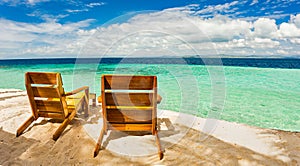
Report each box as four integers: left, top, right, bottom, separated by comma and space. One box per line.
0, 89, 299, 165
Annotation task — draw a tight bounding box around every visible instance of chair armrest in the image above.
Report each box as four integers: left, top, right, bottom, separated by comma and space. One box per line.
64, 86, 89, 96
98, 96, 102, 103
157, 94, 162, 104
97, 94, 162, 104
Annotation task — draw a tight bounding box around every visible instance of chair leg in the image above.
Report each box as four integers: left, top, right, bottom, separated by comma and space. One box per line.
155, 131, 164, 160
84, 97, 89, 118
89, 93, 96, 107
16, 116, 35, 137
84, 89, 89, 117
53, 110, 76, 141
94, 128, 105, 157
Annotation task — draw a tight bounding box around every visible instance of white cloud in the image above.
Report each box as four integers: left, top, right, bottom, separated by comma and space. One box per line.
252, 18, 278, 38
77, 11, 300, 58
289, 38, 300, 44
64, 2, 105, 13
277, 49, 289, 55
66, 9, 89, 13
250, 0, 259, 6
252, 38, 280, 48
0, 18, 94, 35
1, 5, 300, 58
86, 2, 105, 8
195, 1, 239, 15
27, 0, 49, 5
290, 14, 300, 28
279, 23, 300, 37
195, 15, 252, 41
279, 14, 300, 38
0, 0, 50, 6
0, 18, 95, 57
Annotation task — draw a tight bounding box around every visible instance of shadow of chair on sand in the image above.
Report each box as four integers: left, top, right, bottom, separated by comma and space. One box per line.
84, 99, 181, 153
0, 128, 37, 165
87, 108, 297, 165
19, 104, 101, 140
98, 116, 180, 153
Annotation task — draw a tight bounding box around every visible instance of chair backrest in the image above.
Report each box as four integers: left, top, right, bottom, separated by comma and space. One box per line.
25, 72, 68, 120
101, 75, 157, 134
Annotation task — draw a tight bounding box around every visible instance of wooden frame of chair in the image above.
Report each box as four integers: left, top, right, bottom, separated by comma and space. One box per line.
16, 72, 89, 141
94, 74, 163, 159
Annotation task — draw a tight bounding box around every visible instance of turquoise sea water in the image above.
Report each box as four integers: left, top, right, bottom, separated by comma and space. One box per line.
0, 60, 299, 132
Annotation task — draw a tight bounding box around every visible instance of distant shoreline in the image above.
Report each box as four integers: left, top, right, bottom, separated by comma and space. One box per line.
1, 57, 300, 69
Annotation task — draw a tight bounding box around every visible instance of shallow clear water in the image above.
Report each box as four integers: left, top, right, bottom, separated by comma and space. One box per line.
0, 62, 299, 132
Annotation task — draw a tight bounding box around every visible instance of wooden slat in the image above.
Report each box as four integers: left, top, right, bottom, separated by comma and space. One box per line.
32, 87, 60, 98
38, 112, 64, 119
106, 106, 152, 109
105, 92, 153, 106
107, 109, 152, 123
35, 100, 63, 113
66, 98, 82, 107
152, 76, 157, 134
108, 124, 153, 131
101, 75, 108, 132
103, 75, 155, 90
26, 72, 58, 85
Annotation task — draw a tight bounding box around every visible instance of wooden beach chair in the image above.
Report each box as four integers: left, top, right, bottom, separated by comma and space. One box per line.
16, 72, 89, 141
94, 75, 164, 159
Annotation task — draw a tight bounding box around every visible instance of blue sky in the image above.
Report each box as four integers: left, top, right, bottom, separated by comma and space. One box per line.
0, 0, 300, 59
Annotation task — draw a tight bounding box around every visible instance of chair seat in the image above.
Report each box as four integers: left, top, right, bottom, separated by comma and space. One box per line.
66, 91, 86, 112
66, 91, 86, 105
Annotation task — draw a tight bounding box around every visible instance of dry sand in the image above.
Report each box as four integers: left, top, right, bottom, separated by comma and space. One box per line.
0, 89, 299, 165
